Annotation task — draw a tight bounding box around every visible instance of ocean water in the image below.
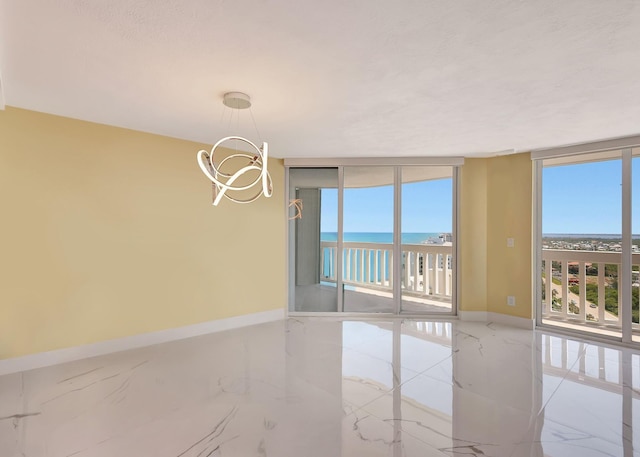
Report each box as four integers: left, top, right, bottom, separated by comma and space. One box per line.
320, 232, 440, 281
321, 232, 439, 244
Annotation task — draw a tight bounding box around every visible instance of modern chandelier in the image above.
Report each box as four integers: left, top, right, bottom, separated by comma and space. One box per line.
197, 92, 272, 206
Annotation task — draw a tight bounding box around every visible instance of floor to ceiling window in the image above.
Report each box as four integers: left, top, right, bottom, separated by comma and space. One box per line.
287, 160, 460, 315
342, 167, 395, 313
534, 140, 640, 343
288, 168, 339, 312
400, 166, 454, 314
632, 148, 640, 342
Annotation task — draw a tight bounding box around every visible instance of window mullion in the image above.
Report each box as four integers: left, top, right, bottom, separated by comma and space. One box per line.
622, 149, 632, 342
393, 166, 402, 314
533, 160, 543, 326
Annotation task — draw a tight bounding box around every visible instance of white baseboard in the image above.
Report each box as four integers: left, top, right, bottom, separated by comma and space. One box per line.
459, 310, 535, 330
487, 312, 535, 330
458, 310, 489, 322
0, 309, 285, 376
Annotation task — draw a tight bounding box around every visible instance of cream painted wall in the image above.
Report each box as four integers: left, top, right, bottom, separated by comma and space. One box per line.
486, 153, 533, 319
459, 159, 488, 312
459, 153, 533, 319
0, 108, 285, 359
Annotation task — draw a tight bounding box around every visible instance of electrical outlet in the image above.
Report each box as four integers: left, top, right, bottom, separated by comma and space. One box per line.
507, 238, 514, 248
507, 296, 516, 306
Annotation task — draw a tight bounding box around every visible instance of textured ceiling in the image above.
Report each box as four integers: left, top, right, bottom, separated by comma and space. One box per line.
1, 0, 640, 158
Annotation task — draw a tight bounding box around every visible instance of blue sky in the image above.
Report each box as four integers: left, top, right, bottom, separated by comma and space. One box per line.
320, 179, 453, 233
543, 157, 640, 234
318, 157, 640, 235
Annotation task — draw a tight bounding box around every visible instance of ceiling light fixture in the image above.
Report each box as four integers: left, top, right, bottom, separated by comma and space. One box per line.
197, 92, 272, 206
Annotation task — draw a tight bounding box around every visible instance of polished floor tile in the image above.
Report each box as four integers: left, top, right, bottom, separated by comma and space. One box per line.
1, 318, 639, 456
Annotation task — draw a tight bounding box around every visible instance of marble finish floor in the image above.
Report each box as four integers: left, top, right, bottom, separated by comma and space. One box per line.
1, 318, 640, 456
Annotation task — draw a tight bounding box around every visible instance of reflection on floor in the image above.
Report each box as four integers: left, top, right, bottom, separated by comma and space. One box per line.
295, 284, 452, 313
1, 318, 639, 456
542, 316, 623, 339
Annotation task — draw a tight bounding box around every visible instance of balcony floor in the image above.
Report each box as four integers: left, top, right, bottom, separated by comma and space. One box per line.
293, 283, 452, 314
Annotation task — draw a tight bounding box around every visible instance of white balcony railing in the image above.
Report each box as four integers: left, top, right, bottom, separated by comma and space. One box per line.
541, 249, 640, 331
318, 244, 638, 330
320, 241, 453, 300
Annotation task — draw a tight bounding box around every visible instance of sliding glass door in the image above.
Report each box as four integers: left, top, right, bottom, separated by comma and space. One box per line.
540, 152, 622, 338
289, 168, 338, 312
342, 167, 395, 313
288, 163, 458, 315
536, 145, 640, 343
633, 149, 640, 342
400, 167, 454, 314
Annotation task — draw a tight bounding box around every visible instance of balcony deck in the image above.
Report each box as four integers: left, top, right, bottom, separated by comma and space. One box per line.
295, 243, 640, 341
293, 241, 453, 313
294, 283, 453, 313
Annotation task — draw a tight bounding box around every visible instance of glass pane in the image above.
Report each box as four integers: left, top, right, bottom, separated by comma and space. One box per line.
343, 167, 394, 313
632, 149, 640, 342
289, 168, 338, 312
400, 166, 453, 313
541, 152, 622, 338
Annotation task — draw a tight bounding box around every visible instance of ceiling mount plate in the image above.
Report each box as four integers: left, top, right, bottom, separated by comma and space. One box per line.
223, 92, 251, 109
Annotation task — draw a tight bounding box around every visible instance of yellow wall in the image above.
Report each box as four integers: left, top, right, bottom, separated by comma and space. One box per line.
460, 153, 533, 319
0, 107, 286, 359
459, 159, 488, 312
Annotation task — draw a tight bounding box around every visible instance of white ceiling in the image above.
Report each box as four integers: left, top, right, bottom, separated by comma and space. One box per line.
1, 0, 640, 159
